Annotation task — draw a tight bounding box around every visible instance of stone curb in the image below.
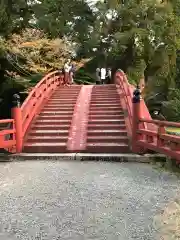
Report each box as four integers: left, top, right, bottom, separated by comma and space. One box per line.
0, 153, 166, 163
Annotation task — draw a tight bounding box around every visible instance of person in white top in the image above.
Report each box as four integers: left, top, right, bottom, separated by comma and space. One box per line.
100, 67, 106, 84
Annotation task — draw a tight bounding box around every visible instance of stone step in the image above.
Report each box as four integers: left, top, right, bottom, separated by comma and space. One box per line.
11, 153, 165, 163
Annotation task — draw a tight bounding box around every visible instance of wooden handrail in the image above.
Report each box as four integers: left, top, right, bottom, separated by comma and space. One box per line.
0, 70, 65, 153
21, 71, 64, 138
133, 101, 180, 161
0, 119, 14, 124
139, 118, 180, 128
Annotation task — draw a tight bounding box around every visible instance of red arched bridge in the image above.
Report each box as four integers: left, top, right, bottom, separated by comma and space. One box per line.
0, 70, 180, 161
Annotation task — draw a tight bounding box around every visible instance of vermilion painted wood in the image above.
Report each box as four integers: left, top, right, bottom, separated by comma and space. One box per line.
114, 70, 156, 153
12, 107, 23, 153
0, 71, 65, 153
137, 118, 180, 161
21, 71, 64, 137
0, 119, 16, 151
1, 68, 180, 159
67, 85, 93, 151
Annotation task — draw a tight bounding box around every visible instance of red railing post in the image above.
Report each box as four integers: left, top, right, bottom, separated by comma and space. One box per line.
132, 86, 142, 153
157, 125, 165, 148
11, 94, 23, 153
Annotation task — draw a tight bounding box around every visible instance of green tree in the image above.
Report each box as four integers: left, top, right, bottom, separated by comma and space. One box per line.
33, 0, 95, 38
0, 0, 32, 37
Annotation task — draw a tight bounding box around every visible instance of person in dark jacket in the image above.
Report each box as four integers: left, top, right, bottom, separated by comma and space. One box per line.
69, 63, 76, 84
106, 68, 112, 84
96, 67, 101, 84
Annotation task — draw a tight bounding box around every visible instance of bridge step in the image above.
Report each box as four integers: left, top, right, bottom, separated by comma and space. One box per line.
32, 125, 70, 130
89, 114, 124, 119
88, 119, 125, 124
90, 93, 120, 97
23, 84, 130, 153
88, 136, 128, 143
88, 124, 126, 130
29, 130, 69, 135
87, 143, 129, 153
35, 120, 71, 124
40, 111, 74, 114
42, 107, 75, 111
24, 86, 81, 153
89, 110, 123, 115
26, 136, 68, 142
23, 143, 67, 153
37, 115, 73, 120
90, 106, 123, 111
88, 129, 127, 136
90, 103, 120, 106
86, 85, 130, 153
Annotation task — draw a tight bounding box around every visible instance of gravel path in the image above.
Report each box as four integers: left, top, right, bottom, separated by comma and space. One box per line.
0, 160, 179, 240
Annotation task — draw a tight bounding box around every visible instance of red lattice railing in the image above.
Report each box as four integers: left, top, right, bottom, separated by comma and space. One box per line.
137, 119, 180, 160
0, 119, 16, 151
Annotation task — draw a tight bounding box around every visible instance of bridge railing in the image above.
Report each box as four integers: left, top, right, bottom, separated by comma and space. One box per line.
115, 70, 155, 142
115, 70, 133, 131
21, 71, 64, 137
0, 70, 64, 153
123, 72, 180, 161
136, 118, 180, 160
0, 119, 16, 152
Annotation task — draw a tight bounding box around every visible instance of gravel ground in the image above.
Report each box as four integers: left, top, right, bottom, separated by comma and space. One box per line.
0, 160, 179, 240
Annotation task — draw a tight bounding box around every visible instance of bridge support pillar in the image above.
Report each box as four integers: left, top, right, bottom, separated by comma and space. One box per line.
11, 94, 23, 153
132, 86, 143, 153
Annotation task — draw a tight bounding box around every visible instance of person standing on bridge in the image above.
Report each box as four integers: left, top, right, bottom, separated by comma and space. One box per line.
64, 59, 71, 86
106, 68, 112, 84
100, 67, 106, 84
69, 63, 76, 85
96, 67, 101, 84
